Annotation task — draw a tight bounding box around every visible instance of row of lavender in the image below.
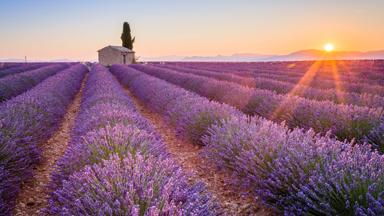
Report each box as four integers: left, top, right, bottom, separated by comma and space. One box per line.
111, 64, 384, 215
252, 71, 384, 95
157, 64, 384, 108
0, 63, 72, 102
48, 65, 217, 215
0, 64, 87, 215
186, 60, 384, 76
131, 64, 382, 143
250, 66, 384, 84
166, 61, 384, 95
0, 63, 21, 70
257, 64, 384, 84
172, 61, 384, 85
247, 61, 384, 83
0, 63, 51, 78
165, 62, 384, 96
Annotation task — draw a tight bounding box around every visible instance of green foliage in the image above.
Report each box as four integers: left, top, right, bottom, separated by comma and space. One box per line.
121, 22, 135, 50
336, 119, 376, 142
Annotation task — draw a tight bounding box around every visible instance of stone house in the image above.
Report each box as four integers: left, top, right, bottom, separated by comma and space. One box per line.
98, 46, 135, 66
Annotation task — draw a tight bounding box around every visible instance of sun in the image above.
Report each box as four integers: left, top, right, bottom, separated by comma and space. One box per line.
324, 43, 334, 52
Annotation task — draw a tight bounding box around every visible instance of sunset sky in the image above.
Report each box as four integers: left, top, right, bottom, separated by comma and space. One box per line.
1, 0, 384, 61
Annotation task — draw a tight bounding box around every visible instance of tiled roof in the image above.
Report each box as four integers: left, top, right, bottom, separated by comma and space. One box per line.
98, 46, 134, 53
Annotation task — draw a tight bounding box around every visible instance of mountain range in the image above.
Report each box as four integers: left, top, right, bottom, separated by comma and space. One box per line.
2, 50, 384, 62
142, 49, 384, 62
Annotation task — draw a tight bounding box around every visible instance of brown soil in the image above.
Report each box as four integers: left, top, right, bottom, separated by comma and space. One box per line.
13, 75, 87, 216
124, 89, 273, 216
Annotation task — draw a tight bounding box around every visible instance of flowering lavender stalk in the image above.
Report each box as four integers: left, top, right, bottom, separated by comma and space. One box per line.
164, 61, 384, 95
0, 63, 50, 78
287, 144, 384, 215
111, 64, 242, 144
130, 64, 382, 142
0, 166, 15, 214
203, 115, 384, 215
0, 63, 21, 71
50, 64, 158, 190
0, 63, 70, 102
51, 122, 168, 191
365, 117, 384, 153
53, 154, 213, 216
112, 64, 384, 215
156, 64, 384, 109
49, 64, 218, 215
0, 64, 87, 215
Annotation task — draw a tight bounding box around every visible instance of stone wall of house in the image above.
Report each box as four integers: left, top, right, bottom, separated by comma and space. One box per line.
124, 53, 135, 64
98, 47, 135, 66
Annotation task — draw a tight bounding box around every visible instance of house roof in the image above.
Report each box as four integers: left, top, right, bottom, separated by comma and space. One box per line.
98, 45, 135, 53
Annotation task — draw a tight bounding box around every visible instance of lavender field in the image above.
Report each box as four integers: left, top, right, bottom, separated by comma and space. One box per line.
1, 60, 384, 215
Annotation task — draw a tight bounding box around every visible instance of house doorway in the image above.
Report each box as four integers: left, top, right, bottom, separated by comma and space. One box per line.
122, 54, 126, 64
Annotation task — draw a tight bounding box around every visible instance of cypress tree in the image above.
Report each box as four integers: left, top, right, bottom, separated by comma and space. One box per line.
121, 22, 135, 50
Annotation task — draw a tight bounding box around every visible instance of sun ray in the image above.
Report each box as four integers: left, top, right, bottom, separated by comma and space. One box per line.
270, 59, 324, 122
337, 60, 355, 83
330, 60, 345, 104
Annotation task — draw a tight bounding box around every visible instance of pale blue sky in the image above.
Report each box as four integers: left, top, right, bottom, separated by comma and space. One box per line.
1, 0, 383, 60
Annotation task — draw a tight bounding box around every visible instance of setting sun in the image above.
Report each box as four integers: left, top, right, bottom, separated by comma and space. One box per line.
324, 43, 335, 52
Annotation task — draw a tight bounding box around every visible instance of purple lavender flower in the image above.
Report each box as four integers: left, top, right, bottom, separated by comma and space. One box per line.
111, 64, 241, 144
156, 63, 384, 109
111, 63, 384, 215
203, 115, 384, 215
0, 63, 55, 78
129, 64, 382, 142
365, 117, 384, 153
49, 64, 218, 215
161, 61, 384, 96
0, 63, 70, 102
0, 64, 87, 215
52, 154, 213, 216
287, 143, 384, 215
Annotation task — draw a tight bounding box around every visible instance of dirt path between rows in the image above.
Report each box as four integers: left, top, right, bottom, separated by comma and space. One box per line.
124, 89, 272, 216
14, 75, 87, 216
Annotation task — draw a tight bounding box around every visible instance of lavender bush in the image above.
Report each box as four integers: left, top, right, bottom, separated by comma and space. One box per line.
112, 64, 384, 215
53, 154, 213, 216
258, 72, 384, 96
0, 63, 70, 102
365, 117, 384, 153
51, 122, 167, 190
0, 166, 15, 214
157, 64, 384, 109
203, 116, 337, 209
0, 63, 48, 78
166, 61, 384, 94
111, 64, 241, 144
203, 115, 384, 215
0, 63, 20, 70
287, 144, 384, 215
49, 64, 217, 215
130, 64, 382, 142
0, 64, 87, 215
50, 64, 160, 190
